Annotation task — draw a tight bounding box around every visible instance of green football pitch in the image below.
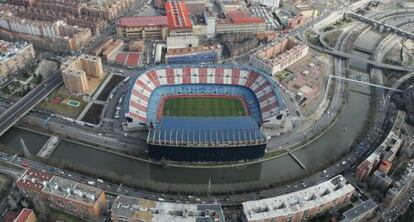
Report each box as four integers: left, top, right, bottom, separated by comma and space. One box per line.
162, 97, 247, 117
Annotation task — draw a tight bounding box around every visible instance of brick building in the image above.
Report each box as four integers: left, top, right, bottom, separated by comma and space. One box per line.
61, 54, 104, 95
250, 37, 308, 75
16, 169, 107, 221
116, 16, 169, 40
242, 175, 355, 222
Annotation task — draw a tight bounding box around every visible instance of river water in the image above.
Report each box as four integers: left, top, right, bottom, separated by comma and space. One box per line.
0, 83, 371, 187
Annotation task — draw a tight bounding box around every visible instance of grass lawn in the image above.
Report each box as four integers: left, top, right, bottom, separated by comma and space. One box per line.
38, 88, 87, 119
163, 97, 246, 117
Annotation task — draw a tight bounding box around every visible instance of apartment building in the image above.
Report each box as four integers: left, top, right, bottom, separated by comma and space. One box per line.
242, 175, 355, 222
61, 54, 104, 95
16, 169, 107, 221
250, 37, 309, 75
0, 9, 91, 53
111, 195, 225, 222
0, 40, 35, 76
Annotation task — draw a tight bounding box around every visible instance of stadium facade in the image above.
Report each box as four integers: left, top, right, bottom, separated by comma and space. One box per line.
124, 64, 286, 161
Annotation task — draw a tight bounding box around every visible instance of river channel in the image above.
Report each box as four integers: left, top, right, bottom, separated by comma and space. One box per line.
0, 82, 371, 187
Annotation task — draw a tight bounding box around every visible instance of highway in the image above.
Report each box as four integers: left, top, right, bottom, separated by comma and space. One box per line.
345, 11, 414, 39
0, 71, 62, 137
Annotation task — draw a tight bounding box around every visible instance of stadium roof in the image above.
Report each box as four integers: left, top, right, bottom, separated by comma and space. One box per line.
165, 1, 192, 30
147, 116, 266, 146
117, 16, 168, 27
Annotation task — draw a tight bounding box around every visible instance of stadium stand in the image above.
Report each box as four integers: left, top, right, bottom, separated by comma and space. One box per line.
124, 64, 285, 161
125, 65, 284, 127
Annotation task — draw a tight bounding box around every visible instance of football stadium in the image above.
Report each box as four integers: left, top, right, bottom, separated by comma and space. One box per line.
124, 65, 286, 161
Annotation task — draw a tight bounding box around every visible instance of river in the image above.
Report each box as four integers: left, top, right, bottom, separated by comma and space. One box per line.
0, 83, 371, 188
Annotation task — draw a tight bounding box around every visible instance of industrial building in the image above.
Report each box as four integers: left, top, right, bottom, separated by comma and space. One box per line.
16, 169, 107, 221
165, 43, 222, 64
242, 175, 355, 221
250, 37, 309, 75
0, 40, 35, 76
116, 16, 169, 40
61, 54, 104, 95
111, 195, 225, 222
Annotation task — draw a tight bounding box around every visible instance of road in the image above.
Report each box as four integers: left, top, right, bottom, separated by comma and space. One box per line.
0, 71, 62, 137
0, 0, 409, 212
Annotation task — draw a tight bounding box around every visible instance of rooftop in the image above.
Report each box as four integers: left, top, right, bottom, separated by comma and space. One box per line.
0, 40, 31, 63
16, 169, 53, 192
166, 44, 222, 55
14, 208, 35, 222
17, 169, 103, 206
148, 116, 266, 145
242, 175, 355, 221
117, 16, 168, 27
342, 199, 377, 221
165, 1, 192, 30
42, 176, 103, 206
227, 11, 265, 24
112, 195, 225, 222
